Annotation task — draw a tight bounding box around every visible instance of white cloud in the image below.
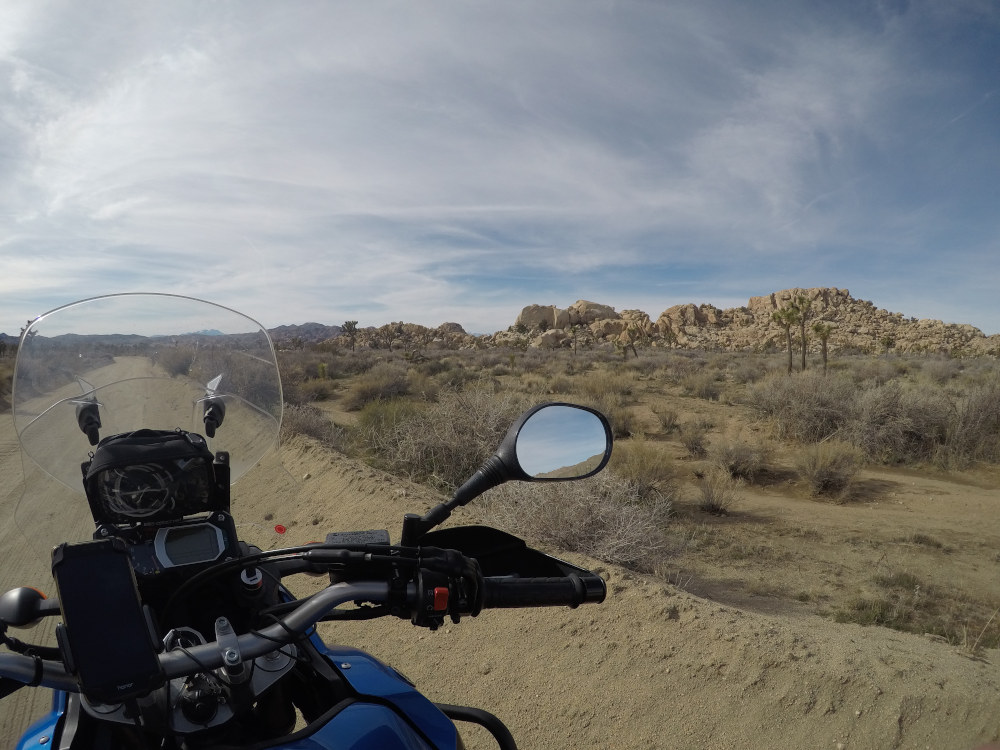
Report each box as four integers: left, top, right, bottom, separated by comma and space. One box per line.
1, 0, 997, 335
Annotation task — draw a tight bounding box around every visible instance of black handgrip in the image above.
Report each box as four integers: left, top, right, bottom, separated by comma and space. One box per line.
481, 574, 606, 609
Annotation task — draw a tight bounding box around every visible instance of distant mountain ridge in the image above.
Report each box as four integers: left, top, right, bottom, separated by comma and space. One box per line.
267, 323, 343, 345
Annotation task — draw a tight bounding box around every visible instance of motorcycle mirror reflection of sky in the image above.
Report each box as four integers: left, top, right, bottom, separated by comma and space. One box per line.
515, 408, 607, 478
2, 1, 998, 336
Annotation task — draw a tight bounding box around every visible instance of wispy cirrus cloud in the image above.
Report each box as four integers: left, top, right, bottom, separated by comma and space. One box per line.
1, 0, 998, 334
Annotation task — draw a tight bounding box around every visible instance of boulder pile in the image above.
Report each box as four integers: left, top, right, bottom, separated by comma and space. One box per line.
491, 288, 1000, 356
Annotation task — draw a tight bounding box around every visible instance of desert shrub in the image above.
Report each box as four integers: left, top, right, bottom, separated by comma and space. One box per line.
481, 473, 671, 571
335, 351, 382, 377
697, 470, 741, 514
795, 441, 862, 498
662, 353, 702, 383
343, 363, 410, 411
432, 361, 478, 391
405, 370, 440, 402
833, 571, 957, 640
600, 402, 635, 439
652, 406, 679, 434
156, 347, 196, 377
356, 389, 532, 491
412, 358, 451, 377
845, 357, 906, 385
728, 357, 769, 385
547, 375, 574, 394
0, 361, 12, 411
678, 422, 709, 458
744, 371, 854, 443
608, 440, 678, 504
844, 382, 951, 463
579, 370, 634, 406
919, 357, 961, 385
940, 378, 1000, 466
519, 374, 550, 394
710, 435, 772, 481
296, 378, 335, 402
681, 372, 722, 401
280, 404, 346, 450
622, 357, 662, 378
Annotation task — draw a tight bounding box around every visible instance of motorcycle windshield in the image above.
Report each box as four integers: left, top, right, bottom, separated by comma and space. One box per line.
10, 294, 282, 546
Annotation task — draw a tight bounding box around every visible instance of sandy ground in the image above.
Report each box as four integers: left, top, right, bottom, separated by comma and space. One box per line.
1, 414, 998, 748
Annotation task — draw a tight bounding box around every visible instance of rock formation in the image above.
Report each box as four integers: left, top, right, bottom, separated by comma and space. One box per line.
500, 289, 1000, 356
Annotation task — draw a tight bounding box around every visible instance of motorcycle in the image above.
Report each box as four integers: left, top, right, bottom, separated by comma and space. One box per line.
0, 293, 612, 749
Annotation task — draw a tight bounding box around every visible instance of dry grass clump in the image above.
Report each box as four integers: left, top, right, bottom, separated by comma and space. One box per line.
681, 372, 722, 401
697, 470, 742, 515
355, 388, 532, 491
846, 356, 909, 384
919, 357, 961, 384
832, 570, 999, 648
481, 473, 671, 571
728, 357, 770, 385
342, 362, 410, 411
578, 370, 635, 406
608, 440, 678, 504
678, 421, 709, 458
710, 434, 772, 481
280, 404, 346, 450
795, 441, 862, 499
652, 406, 679, 434
595, 401, 635, 439
745, 371, 853, 442
292, 378, 336, 403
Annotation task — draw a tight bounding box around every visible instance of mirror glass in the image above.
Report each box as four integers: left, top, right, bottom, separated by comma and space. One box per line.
515, 405, 609, 479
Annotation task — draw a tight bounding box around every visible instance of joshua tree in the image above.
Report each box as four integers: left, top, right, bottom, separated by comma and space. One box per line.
772, 307, 800, 375
789, 295, 812, 372
569, 323, 593, 355
341, 320, 359, 351
812, 322, 834, 375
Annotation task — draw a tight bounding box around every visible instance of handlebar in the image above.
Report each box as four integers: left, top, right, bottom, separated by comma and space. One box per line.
0, 563, 605, 691
482, 574, 606, 609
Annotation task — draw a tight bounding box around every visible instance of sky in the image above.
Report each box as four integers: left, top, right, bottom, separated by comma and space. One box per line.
2, 0, 999, 336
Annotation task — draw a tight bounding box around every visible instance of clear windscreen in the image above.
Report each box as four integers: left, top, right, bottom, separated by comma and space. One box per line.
9, 294, 283, 553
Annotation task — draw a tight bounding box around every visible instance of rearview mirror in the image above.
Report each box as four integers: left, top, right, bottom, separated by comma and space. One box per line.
400, 403, 613, 545
513, 404, 610, 480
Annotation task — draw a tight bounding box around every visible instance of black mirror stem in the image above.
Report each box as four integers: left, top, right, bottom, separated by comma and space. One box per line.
400, 457, 509, 546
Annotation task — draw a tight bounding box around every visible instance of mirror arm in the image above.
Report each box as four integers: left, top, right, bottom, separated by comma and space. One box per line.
400, 457, 510, 546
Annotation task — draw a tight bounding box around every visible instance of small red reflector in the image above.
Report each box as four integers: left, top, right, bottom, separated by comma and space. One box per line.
433, 587, 449, 611
274, 524, 287, 534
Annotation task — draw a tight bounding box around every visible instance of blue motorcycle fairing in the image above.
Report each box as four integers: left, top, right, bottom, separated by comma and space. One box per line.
15, 690, 64, 750
280, 703, 440, 750
310, 638, 457, 749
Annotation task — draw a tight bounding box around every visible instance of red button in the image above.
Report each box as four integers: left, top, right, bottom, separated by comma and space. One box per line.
433, 587, 449, 611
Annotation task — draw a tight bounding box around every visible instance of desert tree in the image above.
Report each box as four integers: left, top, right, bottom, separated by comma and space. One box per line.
771, 307, 800, 375
812, 322, 834, 375
615, 322, 649, 361
569, 323, 593, 355
789, 294, 813, 372
341, 320, 359, 351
